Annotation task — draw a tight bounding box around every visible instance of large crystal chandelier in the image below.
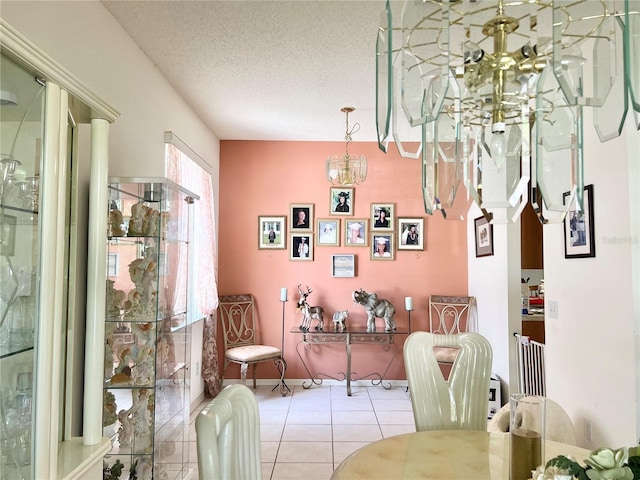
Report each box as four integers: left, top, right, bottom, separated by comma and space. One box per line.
376, 0, 639, 223
327, 107, 368, 186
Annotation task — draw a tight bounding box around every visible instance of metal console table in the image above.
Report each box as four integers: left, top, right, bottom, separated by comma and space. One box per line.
291, 329, 409, 396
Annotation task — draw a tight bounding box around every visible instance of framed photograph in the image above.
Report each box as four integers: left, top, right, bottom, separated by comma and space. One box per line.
317, 218, 340, 246
563, 184, 595, 259
290, 233, 314, 261
329, 187, 354, 216
371, 233, 395, 260
290, 204, 314, 231
344, 219, 369, 247
371, 203, 395, 231
398, 217, 425, 251
331, 254, 356, 278
258, 215, 286, 249
474, 216, 494, 257
0, 214, 16, 256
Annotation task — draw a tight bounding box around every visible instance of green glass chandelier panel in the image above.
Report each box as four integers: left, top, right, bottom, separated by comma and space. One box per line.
376, 0, 639, 223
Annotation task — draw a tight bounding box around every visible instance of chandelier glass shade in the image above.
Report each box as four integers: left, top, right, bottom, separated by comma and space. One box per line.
326, 107, 368, 186
376, 0, 639, 223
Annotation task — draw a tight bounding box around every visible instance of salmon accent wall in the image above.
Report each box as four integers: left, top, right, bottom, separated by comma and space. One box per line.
218, 140, 469, 382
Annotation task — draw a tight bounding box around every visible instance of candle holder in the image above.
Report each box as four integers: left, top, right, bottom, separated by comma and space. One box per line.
274, 293, 291, 394
404, 296, 414, 333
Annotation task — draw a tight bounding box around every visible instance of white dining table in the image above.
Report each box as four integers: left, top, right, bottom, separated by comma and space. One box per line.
331, 430, 592, 480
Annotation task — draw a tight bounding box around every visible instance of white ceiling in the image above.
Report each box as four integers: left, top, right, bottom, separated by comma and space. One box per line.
101, 0, 389, 142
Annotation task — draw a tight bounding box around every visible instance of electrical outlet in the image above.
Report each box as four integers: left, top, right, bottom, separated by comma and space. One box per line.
196, 362, 200, 376
548, 300, 559, 319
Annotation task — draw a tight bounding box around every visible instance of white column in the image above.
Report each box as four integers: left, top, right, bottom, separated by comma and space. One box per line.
83, 117, 109, 445
34, 82, 63, 480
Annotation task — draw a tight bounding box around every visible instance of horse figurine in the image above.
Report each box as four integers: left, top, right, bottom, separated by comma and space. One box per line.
297, 284, 325, 332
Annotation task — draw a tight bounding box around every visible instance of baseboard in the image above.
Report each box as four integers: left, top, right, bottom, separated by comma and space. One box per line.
220, 378, 409, 389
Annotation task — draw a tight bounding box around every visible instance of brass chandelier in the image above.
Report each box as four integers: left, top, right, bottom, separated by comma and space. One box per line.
326, 107, 368, 186
376, 0, 639, 223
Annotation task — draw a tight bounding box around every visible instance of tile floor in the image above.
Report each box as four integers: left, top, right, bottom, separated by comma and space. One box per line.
187, 383, 415, 480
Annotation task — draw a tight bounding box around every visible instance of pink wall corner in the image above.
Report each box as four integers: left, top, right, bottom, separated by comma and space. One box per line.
218, 140, 469, 381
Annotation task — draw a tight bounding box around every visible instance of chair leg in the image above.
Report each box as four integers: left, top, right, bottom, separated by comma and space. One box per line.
240, 362, 248, 386
252, 364, 258, 389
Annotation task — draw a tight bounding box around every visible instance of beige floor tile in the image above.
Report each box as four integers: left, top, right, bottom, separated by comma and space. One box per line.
260, 409, 288, 424
331, 396, 374, 411
332, 441, 369, 465
375, 410, 415, 425
372, 398, 413, 411
367, 386, 409, 399
380, 424, 416, 438
332, 410, 378, 425
285, 409, 332, 424
282, 424, 332, 441
261, 423, 285, 442
271, 462, 335, 480
262, 462, 275, 479
261, 441, 280, 463
276, 441, 333, 463
332, 424, 383, 442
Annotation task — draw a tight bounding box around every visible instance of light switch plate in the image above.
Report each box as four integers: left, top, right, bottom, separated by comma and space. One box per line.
548, 300, 558, 319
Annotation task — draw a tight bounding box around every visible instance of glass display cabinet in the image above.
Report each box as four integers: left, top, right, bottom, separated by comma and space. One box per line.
0, 53, 45, 480
103, 178, 198, 480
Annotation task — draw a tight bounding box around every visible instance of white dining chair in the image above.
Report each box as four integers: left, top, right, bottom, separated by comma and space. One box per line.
195, 384, 262, 480
403, 331, 493, 432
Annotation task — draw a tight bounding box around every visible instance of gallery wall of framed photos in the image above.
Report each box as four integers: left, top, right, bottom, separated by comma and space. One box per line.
219, 140, 470, 382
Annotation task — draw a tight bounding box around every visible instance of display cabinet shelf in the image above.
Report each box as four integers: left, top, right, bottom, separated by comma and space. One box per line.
102, 178, 197, 480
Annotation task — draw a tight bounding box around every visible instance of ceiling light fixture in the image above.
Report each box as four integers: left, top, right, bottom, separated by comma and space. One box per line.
326, 107, 368, 186
376, 0, 639, 223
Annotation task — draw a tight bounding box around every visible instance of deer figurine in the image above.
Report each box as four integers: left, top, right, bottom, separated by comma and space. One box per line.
297, 284, 325, 332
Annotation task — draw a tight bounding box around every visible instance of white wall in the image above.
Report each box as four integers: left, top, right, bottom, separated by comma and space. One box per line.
542, 110, 638, 449
1, 0, 220, 428
471, 108, 639, 448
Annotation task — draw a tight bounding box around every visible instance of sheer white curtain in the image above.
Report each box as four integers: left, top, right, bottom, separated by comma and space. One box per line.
166, 136, 220, 395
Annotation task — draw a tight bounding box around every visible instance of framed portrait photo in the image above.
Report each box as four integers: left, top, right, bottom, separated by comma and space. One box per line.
290, 203, 314, 232
344, 218, 369, 247
398, 217, 424, 251
371, 233, 395, 260
329, 187, 354, 216
316, 218, 340, 246
290, 233, 314, 261
371, 203, 395, 231
563, 184, 595, 259
258, 215, 286, 249
474, 216, 494, 257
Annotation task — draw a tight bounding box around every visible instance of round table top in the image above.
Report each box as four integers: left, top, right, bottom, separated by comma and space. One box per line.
331, 430, 591, 480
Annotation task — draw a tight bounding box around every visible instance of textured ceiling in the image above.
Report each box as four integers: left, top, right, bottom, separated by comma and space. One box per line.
101, 0, 389, 142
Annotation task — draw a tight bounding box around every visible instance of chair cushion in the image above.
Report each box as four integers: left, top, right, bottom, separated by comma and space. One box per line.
434, 346, 459, 364
226, 345, 281, 363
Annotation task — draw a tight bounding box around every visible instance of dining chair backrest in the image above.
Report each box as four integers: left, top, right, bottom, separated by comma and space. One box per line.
404, 331, 493, 432
429, 295, 477, 334
218, 294, 286, 390
195, 384, 262, 480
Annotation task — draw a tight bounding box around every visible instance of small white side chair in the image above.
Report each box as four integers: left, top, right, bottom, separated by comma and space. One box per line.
429, 295, 477, 365
195, 384, 262, 480
404, 331, 493, 432
487, 397, 578, 445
